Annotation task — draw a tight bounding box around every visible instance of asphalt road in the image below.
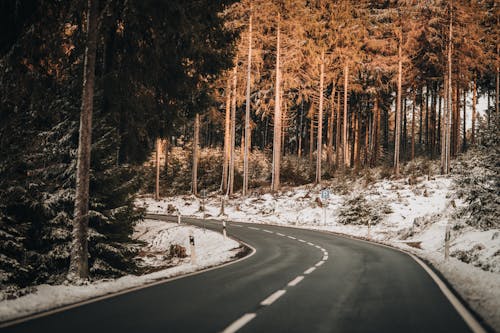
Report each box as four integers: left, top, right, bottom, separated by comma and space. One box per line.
3, 215, 479, 333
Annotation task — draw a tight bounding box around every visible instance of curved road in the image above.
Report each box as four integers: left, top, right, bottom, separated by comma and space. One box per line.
3, 215, 482, 333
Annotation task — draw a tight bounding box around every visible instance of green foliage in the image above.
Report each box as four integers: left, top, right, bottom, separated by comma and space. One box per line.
454, 116, 500, 230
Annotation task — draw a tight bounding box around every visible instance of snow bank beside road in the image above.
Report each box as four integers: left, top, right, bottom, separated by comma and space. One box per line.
137, 175, 500, 331
0, 219, 242, 324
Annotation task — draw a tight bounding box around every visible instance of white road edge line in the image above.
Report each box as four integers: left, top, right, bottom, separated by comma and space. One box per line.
315, 261, 325, 267
304, 267, 316, 275
322, 256, 328, 261
222, 313, 257, 333
260, 290, 286, 306
407, 253, 487, 333
287, 276, 305, 287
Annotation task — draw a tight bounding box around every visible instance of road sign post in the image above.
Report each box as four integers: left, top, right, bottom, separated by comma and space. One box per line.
444, 223, 451, 260
223, 220, 227, 239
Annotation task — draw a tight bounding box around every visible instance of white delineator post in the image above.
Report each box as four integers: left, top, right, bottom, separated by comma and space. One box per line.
177, 214, 181, 225
445, 223, 451, 260
367, 220, 371, 240
223, 220, 227, 239
189, 233, 196, 265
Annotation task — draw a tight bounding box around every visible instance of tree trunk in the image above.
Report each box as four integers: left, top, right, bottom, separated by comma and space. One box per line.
442, 4, 452, 175
354, 111, 360, 170
309, 103, 314, 163
229, 65, 237, 195
394, 33, 402, 177
243, 10, 252, 196
222, 77, 231, 192
370, 97, 380, 167
298, 102, 303, 158
69, 0, 99, 281
336, 91, 341, 168
472, 75, 477, 144
411, 97, 415, 161
315, 50, 324, 184
327, 84, 336, 167
462, 89, 467, 152
192, 114, 200, 195
343, 62, 349, 168
155, 137, 161, 200
271, 13, 281, 192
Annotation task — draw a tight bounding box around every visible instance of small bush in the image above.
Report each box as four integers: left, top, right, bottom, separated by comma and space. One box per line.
337, 195, 390, 226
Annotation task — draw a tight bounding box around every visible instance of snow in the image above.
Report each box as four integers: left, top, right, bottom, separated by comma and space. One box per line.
137, 175, 500, 331
0, 219, 241, 323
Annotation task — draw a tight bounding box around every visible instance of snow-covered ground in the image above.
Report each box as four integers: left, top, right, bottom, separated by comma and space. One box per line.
0, 219, 242, 323
138, 175, 500, 331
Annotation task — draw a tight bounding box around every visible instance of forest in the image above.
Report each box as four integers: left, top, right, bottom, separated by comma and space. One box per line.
0, 0, 498, 289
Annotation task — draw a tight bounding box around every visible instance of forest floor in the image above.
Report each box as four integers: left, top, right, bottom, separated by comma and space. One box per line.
0, 219, 242, 323
138, 174, 500, 331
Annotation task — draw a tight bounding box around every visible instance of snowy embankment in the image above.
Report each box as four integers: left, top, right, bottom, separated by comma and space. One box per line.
0, 219, 241, 323
138, 175, 500, 331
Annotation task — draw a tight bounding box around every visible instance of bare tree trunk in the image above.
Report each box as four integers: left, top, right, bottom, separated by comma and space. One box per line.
497, 44, 499, 116
69, 0, 99, 281
354, 111, 360, 170
229, 65, 237, 195
298, 102, 303, 158
411, 97, 416, 161
309, 103, 314, 163
271, 13, 281, 192
243, 10, 252, 197
315, 50, 325, 184
442, 3, 453, 175
343, 62, 349, 169
192, 114, 200, 195
472, 75, 477, 144
155, 137, 161, 200
370, 97, 380, 167
394, 32, 402, 177
222, 77, 231, 192
336, 91, 341, 168
327, 84, 336, 167
462, 89, 467, 152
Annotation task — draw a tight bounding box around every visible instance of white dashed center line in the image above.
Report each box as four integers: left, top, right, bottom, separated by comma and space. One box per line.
248, 227, 260, 231
262, 229, 274, 234
261, 290, 287, 306
287, 276, 305, 287
304, 267, 316, 275
287, 236, 296, 240
222, 313, 257, 333
315, 261, 325, 267
277, 233, 285, 236
298, 239, 306, 243
307, 242, 314, 246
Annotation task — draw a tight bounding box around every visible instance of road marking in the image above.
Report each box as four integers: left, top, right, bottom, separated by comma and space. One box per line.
260, 290, 286, 306
298, 239, 306, 243
407, 253, 487, 333
315, 261, 325, 267
323, 255, 328, 261
287, 275, 305, 287
315, 245, 321, 249
277, 233, 285, 236
232, 224, 243, 227
248, 227, 260, 231
307, 242, 314, 246
304, 267, 316, 275
262, 229, 273, 234
222, 313, 257, 333
287, 236, 296, 240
